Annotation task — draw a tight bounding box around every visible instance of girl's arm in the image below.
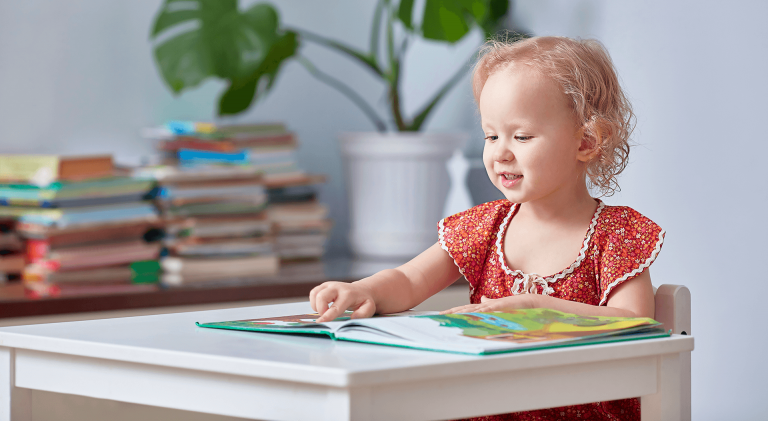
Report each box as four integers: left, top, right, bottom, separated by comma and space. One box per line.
442, 269, 656, 319
310, 242, 461, 322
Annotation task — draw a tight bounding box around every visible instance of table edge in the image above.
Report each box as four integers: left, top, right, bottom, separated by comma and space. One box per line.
0, 332, 694, 387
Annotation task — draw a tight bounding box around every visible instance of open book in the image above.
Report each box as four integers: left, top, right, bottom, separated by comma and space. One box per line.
197, 308, 669, 355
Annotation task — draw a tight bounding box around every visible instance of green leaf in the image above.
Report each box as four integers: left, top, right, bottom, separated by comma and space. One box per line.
480, 0, 509, 38
457, 0, 486, 22
154, 29, 214, 93
151, 0, 294, 110
470, 1, 486, 21
438, 5, 469, 42
417, 0, 512, 43
398, 0, 415, 30
218, 78, 258, 116
421, 0, 444, 40
218, 31, 298, 115
151, 8, 200, 38
421, 0, 474, 43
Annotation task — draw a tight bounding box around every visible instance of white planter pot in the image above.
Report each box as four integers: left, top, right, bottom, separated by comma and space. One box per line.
340, 132, 468, 259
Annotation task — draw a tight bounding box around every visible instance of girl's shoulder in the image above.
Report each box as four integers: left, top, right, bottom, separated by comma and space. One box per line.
442, 199, 513, 224
438, 200, 512, 286
439, 199, 512, 242
594, 204, 664, 239
591, 204, 666, 305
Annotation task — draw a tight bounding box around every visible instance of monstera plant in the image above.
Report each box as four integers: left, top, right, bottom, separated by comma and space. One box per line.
150, 0, 519, 259
150, 0, 513, 132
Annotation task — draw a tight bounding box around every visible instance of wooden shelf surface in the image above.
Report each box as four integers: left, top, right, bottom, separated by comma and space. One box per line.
0, 258, 460, 319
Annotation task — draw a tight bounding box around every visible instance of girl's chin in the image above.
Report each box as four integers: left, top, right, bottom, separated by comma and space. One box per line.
498, 189, 526, 203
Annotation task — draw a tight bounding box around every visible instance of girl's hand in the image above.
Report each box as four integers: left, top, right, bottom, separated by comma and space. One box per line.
440, 294, 533, 314
309, 281, 377, 323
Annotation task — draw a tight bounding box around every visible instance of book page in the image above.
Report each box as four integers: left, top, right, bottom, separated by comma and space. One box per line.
337, 309, 664, 354
197, 310, 438, 334
197, 309, 666, 355
0, 155, 59, 184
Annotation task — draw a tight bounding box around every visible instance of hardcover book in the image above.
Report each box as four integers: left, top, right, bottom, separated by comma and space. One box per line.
197, 308, 669, 355
0, 155, 113, 185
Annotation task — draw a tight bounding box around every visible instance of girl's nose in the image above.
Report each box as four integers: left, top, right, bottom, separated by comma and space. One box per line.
493, 140, 514, 162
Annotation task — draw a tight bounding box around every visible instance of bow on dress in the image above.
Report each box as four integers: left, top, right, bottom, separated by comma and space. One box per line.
513, 272, 555, 296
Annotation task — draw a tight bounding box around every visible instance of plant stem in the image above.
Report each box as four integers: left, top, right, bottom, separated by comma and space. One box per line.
407, 54, 476, 131
293, 28, 383, 78
384, 0, 406, 131
296, 56, 387, 133
396, 35, 409, 61
369, 0, 384, 66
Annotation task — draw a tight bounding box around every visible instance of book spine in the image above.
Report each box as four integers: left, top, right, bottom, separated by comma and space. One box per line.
233, 133, 297, 148
161, 140, 236, 152
26, 239, 50, 263
0, 155, 60, 185
177, 149, 249, 164
58, 156, 113, 180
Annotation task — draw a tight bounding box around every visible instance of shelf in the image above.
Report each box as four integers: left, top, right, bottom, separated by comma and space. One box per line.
0, 258, 465, 319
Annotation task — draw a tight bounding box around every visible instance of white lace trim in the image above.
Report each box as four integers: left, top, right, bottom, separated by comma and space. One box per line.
438, 217, 473, 294
599, 228, 666, 306
495, 201, 605, 296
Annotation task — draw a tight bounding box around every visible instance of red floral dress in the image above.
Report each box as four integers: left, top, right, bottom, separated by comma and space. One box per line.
438, 199, 665, 421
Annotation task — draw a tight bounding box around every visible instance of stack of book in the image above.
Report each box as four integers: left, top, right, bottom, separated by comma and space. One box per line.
0, 218, 24, 282
156, 174, 278, 286
144, 122, 296, 286
266, 175, 331, 261
0, 154, 162, 298
151, 121, 303, 182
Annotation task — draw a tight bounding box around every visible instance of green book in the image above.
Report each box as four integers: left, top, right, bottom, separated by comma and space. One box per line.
0, 177, 154, 207
197, 308, 670, 355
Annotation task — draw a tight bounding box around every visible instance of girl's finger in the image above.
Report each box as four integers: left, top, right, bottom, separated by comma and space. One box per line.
316, 304, 344, 323
316, 291, 356, 322
314, 288, 339, 319
309, 284, 329, 312
441, 305, 475, 314
350, 299, 375, 319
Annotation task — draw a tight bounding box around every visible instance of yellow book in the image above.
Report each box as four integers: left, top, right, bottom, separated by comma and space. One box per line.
0, 155, 113, 186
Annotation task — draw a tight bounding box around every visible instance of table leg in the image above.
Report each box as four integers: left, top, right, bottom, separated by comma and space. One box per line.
325, 386, 372, 421
641, 353, 682, 421
0, 347, 31, 421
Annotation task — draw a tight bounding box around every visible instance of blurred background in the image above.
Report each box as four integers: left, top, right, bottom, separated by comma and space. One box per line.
1, 0, 766, 419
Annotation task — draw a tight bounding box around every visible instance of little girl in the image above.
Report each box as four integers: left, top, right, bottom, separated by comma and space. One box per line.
310, 36, 664, 421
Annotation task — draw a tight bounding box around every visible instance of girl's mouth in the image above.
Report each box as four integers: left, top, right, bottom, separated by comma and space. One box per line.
500, 174, 522, 188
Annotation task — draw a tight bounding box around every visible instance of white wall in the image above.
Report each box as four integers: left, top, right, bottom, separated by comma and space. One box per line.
513, 1, 768, 419
0, 0, 765, 418
0, 0, 480, 256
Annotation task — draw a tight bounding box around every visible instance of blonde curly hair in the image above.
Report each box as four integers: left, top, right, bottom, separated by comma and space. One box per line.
472, 35, 635, 197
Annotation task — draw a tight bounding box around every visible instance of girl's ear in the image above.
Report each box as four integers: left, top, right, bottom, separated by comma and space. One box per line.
576, 119, 605, 163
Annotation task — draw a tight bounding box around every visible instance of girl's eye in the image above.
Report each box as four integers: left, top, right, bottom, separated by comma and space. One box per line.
515, 135, 532, 142
484, 135, 498, 142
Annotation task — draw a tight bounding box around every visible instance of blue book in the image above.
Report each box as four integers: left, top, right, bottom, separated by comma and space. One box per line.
11, 203, 158, 228
177, 149, 249, 164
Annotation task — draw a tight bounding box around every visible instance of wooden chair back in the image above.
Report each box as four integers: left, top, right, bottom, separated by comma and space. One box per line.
654, 284, 691, 421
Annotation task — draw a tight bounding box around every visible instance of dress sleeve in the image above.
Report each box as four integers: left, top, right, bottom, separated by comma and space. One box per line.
598, 207, 666, 306
438, 200, 511, 291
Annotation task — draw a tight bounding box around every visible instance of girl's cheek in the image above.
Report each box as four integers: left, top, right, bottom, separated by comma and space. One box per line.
482, 147, 490, 162
482, 149, 496, 177
483, 139, 500, 160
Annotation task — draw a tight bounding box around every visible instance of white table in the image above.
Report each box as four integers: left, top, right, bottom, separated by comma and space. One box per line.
0, 302, 694, 421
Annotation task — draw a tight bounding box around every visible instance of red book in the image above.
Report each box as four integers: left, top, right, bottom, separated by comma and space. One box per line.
26, 239, 50, 263
160, 139, 237, 152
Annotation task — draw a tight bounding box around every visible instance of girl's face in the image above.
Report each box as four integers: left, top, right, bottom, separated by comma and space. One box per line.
480, 65, 588, 206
